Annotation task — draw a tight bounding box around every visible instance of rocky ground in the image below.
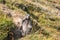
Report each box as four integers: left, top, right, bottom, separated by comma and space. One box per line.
0, 0, 60, 40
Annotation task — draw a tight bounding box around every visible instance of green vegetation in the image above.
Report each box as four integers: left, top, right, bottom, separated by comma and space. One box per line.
0, 13, 13, 40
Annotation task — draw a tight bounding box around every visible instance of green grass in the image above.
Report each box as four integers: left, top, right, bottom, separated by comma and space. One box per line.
0, 13, 14, 40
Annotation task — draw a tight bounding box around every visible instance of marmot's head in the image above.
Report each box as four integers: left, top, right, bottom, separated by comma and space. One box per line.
26, 14, 30, 19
